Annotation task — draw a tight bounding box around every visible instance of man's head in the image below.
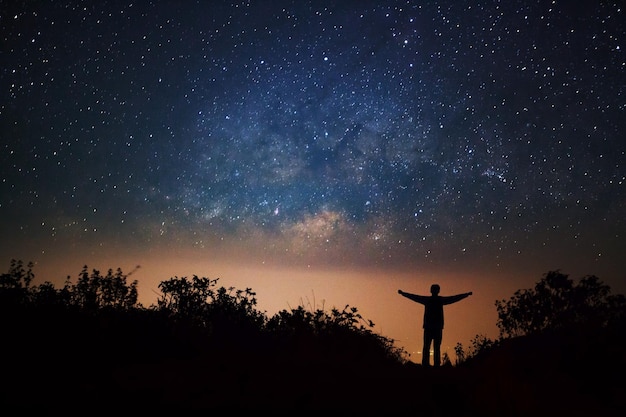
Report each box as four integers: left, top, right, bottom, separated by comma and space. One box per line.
430, 284, 440, 295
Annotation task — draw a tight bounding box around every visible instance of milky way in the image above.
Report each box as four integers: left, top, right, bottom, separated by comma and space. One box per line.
1, 1, 624, 270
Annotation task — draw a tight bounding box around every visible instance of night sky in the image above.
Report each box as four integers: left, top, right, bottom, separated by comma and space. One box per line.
1, 1, 624, 361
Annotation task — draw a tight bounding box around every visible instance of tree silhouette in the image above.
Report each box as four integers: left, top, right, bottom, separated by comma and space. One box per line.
1, 260, 625, 415
0, 259, 34, 308
495, 270, 626, 338
156, 275, 219, 320
71, 265, 139, 311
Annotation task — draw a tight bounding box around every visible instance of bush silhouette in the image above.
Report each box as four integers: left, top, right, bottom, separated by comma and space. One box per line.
0, 259, 34, 307
495, 270, 626, 338
1, 259, 624, 416
454, 270, 626, 364
0, 260, 140, 312
71, 265, 139, 311
266, 303, 406, 366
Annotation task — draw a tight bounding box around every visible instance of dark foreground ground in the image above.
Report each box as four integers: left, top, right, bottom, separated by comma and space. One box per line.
1, 309, 624, 416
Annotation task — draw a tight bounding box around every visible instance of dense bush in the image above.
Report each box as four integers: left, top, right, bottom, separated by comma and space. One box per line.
0, 259, 139, 311
1, 260, 624, 415
495, 270, 626, 338
453, 270, 626, 364
266, 304, 406, 365
0, 259, 405, 365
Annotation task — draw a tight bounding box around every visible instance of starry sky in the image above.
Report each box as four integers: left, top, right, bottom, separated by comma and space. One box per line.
1, 1, 624, 361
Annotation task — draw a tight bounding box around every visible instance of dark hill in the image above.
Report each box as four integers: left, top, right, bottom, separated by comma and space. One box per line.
1, 307, 624, 416
457, 327, 626, 417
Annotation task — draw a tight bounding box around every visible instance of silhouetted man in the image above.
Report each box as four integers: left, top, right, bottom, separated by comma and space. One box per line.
398, 284, 472, 367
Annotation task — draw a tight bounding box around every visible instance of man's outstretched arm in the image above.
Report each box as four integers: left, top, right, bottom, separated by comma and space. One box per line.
441, 291, 473, 305
398, 289, 430, 304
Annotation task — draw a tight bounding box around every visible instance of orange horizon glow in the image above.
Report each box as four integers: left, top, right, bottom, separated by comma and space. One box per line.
10, 236, 624, 364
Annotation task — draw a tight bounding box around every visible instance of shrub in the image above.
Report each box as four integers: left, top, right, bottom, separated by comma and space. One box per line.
495, 270, 626, 338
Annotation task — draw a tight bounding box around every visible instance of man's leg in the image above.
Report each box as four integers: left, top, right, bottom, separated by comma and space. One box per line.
433, 329, 443, 367
422, 330, 433, 366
